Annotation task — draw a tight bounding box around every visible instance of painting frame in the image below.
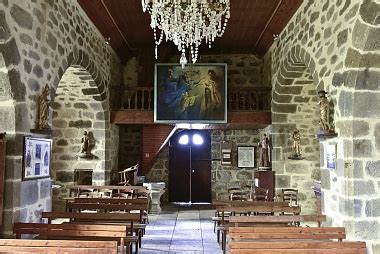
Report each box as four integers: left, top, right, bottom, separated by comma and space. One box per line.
154, 63, 227, 123
22, 136, 52, 180
237, 146, 255, 168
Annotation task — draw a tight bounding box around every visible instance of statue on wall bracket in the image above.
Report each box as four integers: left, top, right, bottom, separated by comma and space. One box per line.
316, 90, 337, 139
258, 133, 272, 169
78, 131, 92, 158
288, 129, 304, 160
31, 84, 53, 135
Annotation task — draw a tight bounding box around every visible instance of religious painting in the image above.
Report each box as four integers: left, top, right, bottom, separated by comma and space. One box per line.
154, 63, 227, 123
23, 136, 52, 180
237, 146, 255, 168
326, 143, 336, 169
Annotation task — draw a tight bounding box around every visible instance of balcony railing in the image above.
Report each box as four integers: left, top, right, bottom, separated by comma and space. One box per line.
113, 86, 271, 111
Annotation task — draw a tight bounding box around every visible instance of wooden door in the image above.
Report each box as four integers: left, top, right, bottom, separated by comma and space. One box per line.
169, 130, 211, 203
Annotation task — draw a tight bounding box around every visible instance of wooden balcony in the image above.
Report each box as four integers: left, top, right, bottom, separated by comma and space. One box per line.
111, 86, 271, 129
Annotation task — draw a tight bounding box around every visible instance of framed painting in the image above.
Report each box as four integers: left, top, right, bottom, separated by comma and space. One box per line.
154, 63, 227, 123
237, 146, 255, 168
23, 136, 52, 180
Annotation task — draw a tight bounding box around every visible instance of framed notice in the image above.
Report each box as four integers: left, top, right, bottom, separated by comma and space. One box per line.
23, 136, 52, 180
237, 146, 255, 168
326, 144, 336, 169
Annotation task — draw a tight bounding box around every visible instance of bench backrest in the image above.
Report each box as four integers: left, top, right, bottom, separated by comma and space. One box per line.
73, 197, 148, 205
42, 211, 141, 224
228, 215, 326, 226
229, 226, 346, 241
13, 222, 129, 239
213, 200, 290, 207
66, 202, 148, 212
229, 241, 367, 254
218, 205, 301, 214
0, 239, 117, 254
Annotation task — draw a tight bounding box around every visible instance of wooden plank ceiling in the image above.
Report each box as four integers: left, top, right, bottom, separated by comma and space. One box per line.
78, 0, 302, 62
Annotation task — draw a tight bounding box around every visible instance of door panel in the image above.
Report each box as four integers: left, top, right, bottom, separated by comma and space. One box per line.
169, 130, 211, 203
169, 145, 190, 202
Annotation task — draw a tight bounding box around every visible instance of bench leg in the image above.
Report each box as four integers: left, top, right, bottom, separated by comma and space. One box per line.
217, 229, 220, 243
222, 231, 227, 253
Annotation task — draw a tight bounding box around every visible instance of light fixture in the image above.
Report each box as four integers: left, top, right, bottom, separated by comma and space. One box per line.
192, 134, 204, 145
142, 0, 230, 68
179, 134, 189, 145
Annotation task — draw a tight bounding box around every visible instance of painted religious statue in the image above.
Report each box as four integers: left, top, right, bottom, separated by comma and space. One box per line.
258, 133, 271, 168
38, 84, 50, 129
289, 129, 304, 160
318, 90, 329, 131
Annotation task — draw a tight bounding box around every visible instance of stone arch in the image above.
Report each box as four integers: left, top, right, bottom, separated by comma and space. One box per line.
51, 65, 108, 211
271, 46, 321, 214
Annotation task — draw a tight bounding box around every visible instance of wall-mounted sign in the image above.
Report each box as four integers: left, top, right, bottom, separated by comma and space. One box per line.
237, 146, 255, 168
326, 144, 336, 169
23, 136, 52, 180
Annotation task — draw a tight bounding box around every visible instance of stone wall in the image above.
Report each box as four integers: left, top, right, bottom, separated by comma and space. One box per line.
118, 125, 142, 169
0, 0, 120, 235
269, 0, 380, 253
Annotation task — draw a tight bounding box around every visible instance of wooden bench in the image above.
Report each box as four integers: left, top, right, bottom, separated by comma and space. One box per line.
68, 185, 148, 198
229, 214, 326, 227
219, 214, 326, 251
0, 239, 117, 254
13, 222, 139, 254
216, 205, 302, 250
212, 201, 291, 232
42, 211, 145, 247
229, 227, 367, 254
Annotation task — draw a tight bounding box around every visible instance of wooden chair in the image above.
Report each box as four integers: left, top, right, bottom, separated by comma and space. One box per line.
252, 187, 269, 202
228, 187, 249, 201
282, 188, 298, 206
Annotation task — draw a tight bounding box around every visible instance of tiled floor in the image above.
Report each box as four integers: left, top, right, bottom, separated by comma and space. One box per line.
139, 204, 222, 254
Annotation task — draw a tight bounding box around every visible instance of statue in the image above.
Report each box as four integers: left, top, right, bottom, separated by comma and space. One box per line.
80, 131, 90, 154
292, 129, 301, 157
289, 129, 303, 160
38, 84, 50, 129
258, 133, 271, 168
318, 90, 329, 131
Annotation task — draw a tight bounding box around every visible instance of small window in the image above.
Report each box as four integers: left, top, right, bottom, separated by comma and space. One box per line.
192, 134, 204, 145
178, 134, 189, 145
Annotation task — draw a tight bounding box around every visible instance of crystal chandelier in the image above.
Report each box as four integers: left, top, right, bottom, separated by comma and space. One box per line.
142, 0, 230, 68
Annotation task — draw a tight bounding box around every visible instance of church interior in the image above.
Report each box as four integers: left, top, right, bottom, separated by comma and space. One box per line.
0, 0, 379, 253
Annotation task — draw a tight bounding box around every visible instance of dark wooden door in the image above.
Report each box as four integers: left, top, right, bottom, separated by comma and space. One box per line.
169, 130, 211, 203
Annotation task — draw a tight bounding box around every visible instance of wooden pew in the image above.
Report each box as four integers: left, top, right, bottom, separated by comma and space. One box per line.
229, 227, 367, 254
68, 185, 148, 198
229, 214, 327, 227
13, 222, 139, 254
0, 239, 117, 254
212, 200, 290, 207
216, 206, 302, 251
66, 198, 149, 224
212, 201, 291, 232
42, 211, 145, 247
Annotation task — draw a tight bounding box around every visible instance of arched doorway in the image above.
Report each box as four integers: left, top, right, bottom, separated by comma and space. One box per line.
169, 130, 211, 203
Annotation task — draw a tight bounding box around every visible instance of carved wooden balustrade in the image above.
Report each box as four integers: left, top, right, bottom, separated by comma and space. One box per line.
113, 86, 271, 111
